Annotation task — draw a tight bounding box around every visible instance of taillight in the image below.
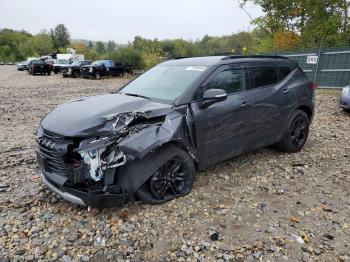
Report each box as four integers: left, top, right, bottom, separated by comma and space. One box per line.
309, 82, 317, 91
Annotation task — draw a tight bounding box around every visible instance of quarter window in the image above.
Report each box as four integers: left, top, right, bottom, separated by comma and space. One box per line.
278, 67, 292, 80
200, 69, 246, 98
250, 67, 279, 89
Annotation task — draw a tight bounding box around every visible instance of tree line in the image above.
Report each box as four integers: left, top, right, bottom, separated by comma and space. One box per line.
1, 0, 349, 69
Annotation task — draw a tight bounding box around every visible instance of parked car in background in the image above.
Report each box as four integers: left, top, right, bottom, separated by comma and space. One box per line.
28, 60, 52, 75
53, 59, 69, 74
16, 61, 29, 71
340, 84, 350, 112
61, 60, 93, 78
36, 55, 315, 208
80, 60, 133, 80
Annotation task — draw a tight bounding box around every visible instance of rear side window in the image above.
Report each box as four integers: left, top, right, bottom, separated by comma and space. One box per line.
278, 67, 292, 80
104, 61, 113, 67
250, 67, 279, 89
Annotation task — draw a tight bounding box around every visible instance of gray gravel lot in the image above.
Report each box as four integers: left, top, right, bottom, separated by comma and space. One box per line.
0, 65, 349, 262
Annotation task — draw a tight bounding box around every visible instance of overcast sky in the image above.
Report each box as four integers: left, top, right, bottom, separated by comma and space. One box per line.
0, 0, 262, 43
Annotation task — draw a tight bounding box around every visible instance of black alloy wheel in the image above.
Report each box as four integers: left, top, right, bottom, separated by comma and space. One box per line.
276, 110, 310, 153
135, 145, 195, 204
290, 117, 308, 148
149, 157, 186, 200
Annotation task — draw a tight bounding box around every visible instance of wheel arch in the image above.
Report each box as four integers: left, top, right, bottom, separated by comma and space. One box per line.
296, 105, 313, 121
117, 140, 197, 201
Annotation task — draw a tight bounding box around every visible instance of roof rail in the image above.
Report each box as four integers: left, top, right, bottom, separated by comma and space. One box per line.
171, 56, 191, 60
222, 55, 288, 60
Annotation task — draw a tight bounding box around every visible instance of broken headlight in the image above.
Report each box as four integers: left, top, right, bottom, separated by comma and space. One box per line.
78, 138, 127, 182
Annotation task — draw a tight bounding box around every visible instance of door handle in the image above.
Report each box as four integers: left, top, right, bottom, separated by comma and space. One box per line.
282, 88, 290, 94
240, 101, 248, 108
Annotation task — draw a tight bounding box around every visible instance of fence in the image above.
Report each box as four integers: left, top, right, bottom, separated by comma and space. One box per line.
272, 48, 350, 89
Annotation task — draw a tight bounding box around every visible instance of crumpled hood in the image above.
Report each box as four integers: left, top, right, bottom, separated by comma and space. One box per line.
41, 93, 172, 137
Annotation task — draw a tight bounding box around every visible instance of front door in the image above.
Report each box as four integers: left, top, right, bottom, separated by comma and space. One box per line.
191, 65, 252, 168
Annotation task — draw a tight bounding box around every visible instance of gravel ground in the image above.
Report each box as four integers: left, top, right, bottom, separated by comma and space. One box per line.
0, 65, 349, 262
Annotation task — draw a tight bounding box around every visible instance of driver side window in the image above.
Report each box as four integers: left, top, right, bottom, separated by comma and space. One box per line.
196, 68, 246, 99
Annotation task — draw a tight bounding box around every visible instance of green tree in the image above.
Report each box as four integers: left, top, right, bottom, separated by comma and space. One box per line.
239, 0, 350, 48
95, 41, 106, 54
20, 33, 54, 57
107, 40, 117, 52
0, 29, 32, 61
110, 47, 142, 69
88, 41, 94, 49
51, 24, 70, 50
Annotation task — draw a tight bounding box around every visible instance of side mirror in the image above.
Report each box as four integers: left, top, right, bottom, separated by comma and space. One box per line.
200, 89, 227, 109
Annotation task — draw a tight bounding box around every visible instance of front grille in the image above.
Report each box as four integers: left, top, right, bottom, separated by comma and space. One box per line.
81, 67, 90, 72
37, 129, 80, 176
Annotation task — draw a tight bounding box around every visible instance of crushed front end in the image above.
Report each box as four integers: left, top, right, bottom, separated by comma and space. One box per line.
36, 126, 130, 208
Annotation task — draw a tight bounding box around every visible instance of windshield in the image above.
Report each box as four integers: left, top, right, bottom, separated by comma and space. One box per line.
32, 60, 45, 64
56, 59, 68, 64
70, 61, 82, 66
120, 64, 207, 102
91, 60, 105, 66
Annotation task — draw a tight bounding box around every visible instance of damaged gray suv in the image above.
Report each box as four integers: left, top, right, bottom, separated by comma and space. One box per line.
36, 55, 315, 208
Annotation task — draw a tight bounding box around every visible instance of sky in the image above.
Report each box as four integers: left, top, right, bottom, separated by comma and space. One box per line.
0, 0, 262, 43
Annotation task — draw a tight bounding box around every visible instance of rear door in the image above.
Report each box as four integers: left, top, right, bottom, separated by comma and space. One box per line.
191, 64, 253, 167
246, 64, 296, 147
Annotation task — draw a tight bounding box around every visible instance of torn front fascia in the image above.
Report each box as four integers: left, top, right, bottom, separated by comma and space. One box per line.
74, 112, 149, 182
76, 137, 127, 182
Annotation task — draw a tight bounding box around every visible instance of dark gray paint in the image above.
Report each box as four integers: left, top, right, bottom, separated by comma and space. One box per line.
37, 56, 315, 207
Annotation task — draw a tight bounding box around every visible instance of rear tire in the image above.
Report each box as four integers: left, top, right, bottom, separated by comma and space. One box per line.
136, 145, 195, 204
276, 110, 310, 153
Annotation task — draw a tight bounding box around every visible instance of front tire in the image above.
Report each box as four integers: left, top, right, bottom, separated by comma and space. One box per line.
72, 70, 80, 78
136, 145, 195, 204
276, 110, 310, 153
95, 72, 100, 80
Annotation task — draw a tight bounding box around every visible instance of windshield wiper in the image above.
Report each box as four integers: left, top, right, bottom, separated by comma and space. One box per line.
122, 92, 151, 100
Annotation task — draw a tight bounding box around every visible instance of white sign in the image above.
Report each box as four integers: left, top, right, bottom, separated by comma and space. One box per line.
186, 66, 207, 72
307, 55, 318, 64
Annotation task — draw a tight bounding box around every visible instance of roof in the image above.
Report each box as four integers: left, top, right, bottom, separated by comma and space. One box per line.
163, 56, 226, 66
163, 55, 294, 67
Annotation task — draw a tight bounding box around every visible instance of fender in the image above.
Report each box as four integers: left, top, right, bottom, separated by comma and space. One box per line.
117, 113, 197, 199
